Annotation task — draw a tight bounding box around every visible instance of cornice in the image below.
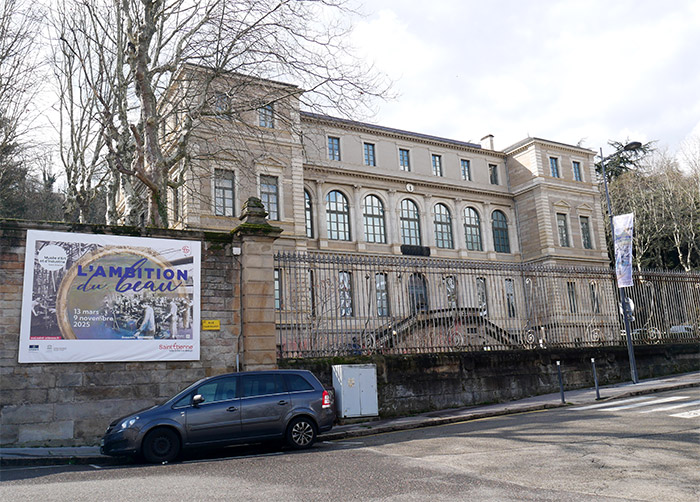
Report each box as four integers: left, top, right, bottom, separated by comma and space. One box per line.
505, 137, 596, 158
304, 164, 514, 201
511, 178, 601, 198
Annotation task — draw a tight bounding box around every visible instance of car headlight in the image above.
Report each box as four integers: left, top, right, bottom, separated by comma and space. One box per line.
120, 416, 139, 429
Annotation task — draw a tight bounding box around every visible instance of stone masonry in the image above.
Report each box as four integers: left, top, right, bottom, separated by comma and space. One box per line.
0, 219, 275, 446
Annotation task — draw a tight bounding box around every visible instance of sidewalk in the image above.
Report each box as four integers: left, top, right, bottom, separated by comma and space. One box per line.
2, 371, 699, 468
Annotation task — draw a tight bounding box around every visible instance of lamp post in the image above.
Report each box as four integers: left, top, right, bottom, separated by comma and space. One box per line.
599, 141, 641, 384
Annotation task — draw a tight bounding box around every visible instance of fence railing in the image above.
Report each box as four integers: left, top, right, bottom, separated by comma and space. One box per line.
274, 252, 700, 358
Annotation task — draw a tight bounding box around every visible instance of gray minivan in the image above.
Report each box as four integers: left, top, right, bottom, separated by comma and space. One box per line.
101, 370, 335, 463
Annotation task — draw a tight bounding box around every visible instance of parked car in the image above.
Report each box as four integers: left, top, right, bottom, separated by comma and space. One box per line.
101, 369, 334, 463
669, 324, 695, 336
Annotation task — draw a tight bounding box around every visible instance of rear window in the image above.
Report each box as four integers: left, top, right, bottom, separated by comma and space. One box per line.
284, 374, 314, 392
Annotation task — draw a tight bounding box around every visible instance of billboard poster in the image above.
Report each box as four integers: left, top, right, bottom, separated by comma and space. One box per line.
19, 230, 201, 363
613, 213, 634, 288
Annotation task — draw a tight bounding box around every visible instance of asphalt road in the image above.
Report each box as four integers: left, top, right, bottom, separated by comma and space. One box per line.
2, 387, 699, 501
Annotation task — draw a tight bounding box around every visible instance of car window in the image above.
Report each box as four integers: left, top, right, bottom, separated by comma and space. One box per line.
173, 393, 192, 408
215, 376, 238, 401
173, 376, 238, 407
196, 381, 219, 403
284, 374, 314, 392
241, 374, 285, 398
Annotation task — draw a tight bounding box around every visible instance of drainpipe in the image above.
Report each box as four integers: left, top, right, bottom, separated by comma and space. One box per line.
233, 247, 243, 372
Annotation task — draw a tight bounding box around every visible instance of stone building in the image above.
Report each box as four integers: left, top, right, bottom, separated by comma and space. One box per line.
161, 69, 608, 269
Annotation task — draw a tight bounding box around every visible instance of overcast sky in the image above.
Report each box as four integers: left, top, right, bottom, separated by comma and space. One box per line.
348, 0, 700, 155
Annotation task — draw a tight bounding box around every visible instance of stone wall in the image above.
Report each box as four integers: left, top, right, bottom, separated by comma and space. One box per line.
0, 221, 243, 446
281, 344, 700, 417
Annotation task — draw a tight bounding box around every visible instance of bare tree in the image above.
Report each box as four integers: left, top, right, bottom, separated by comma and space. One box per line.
50, 1, 107, 223
608, 148, 700, 271
55, 0, 390, 227
656, 154, 699, 271
0, 0, 46, 217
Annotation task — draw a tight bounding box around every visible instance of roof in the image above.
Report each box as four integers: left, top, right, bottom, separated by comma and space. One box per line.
301, 111, 484, 151
504, 137, 596, 155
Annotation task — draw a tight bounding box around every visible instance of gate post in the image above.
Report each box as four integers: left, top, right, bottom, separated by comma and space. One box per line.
232, 197, 283, 370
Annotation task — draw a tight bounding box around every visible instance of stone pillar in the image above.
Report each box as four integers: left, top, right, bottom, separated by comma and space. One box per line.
232, 197, 283, 371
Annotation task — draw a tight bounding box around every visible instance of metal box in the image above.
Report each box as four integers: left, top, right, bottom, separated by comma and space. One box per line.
332, 364, 379, 418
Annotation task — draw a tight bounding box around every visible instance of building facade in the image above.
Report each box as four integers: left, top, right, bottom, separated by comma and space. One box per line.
165, 71, 608, 269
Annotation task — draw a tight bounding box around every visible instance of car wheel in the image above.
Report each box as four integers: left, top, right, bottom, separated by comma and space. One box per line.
286, 416, 317, 449
142, 427, 180, 463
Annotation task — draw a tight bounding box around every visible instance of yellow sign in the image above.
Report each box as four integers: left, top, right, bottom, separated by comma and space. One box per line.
201, 320, 220, 331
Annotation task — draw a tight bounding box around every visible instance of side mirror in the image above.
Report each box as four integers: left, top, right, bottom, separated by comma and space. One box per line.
192, 394, 205, 407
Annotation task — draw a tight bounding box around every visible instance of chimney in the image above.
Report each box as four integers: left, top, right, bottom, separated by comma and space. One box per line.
480, 134, 494, 150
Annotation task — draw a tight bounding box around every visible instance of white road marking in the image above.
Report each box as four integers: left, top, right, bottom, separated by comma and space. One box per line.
604, 396, 688, 411
640, 399, 700, 413
574, 397, 652, 411
670, 409, 700, 419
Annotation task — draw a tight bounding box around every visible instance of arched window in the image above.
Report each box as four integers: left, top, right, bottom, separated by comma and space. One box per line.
304, 190, 313, 238
326, 190, 351, 241
363, 195, 386, 243
492, 210, 510, 253
463, 207, 483, 251
400, 199, 421, 246
433, 203, 453, 249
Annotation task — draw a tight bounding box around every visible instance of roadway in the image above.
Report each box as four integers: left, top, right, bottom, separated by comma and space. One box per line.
2, 387, 698, 501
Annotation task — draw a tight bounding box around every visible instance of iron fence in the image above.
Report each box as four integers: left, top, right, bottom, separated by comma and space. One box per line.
274, 252, 700, 358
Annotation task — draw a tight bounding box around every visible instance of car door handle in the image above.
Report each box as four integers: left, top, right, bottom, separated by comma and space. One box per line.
227, 406, 238, 412
278, 400, 288, 406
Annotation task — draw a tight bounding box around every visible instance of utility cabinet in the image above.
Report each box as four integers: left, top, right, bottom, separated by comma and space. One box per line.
332, 364, 379, 418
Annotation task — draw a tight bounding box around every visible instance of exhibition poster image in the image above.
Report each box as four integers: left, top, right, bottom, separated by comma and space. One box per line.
19, 230, 201, 363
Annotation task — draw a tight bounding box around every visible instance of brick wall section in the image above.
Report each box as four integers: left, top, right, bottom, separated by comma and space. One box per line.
0, 221, 243, 446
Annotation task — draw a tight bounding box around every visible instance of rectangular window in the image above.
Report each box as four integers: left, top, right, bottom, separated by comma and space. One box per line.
557, 213, 570, 247
566, 281, 578, 313
589, 281, 600, 313
259, 103, 274, 128
572, 161, 582, 181
505, 278, 516, 318
260, 175, 279, 220
489, 164, 499, 185
375, 273, 389, 317
274, 269, 282, 310
212, 92, 229, 115
328, 137, 341, 161
432, 154, 443, 176
399, 149, 410, 171
339, 271, 353, 317
214, 169, 235, 217
171, 186, 181, 222
364, 143, 376, 166
445, 275, 458, 310
550, 157, 560, 178
476, 277, 488, 317
461, 159, 471, 181
308, 269, 316, 317
580, 216, 592, 249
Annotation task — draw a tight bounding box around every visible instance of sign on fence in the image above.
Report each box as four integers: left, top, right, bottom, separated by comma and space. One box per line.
18, 230, 201, 363
613, 213, 634, 288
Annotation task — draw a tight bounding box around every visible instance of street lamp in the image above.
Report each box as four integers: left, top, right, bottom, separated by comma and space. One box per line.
599, 141, 641, 384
